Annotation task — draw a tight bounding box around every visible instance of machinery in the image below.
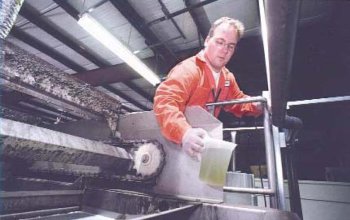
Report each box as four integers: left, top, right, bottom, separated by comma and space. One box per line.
0, 0, 304, 218
0, 41, 301, 219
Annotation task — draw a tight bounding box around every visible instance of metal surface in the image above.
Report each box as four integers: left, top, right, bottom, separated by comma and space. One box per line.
177, 95, 286, 209
206, 96, 266, 107
272, 126, 286, 210
223, 127, 264, 131
29, 161, 102, 177
262, 101, 278, 208
133, 141, 166, 178
262, 0, 301, 127
132, 204, 200, 220
19, 2, 106, 67
224, 172, 255, 205
146, 0, 218, 26
0, 105, 50, 126
158, 0, 186, 40
80, 188, 300, 220
119, 106, 224, 201
109, 0, 177, 61
0, 0, 24, 39
82, 188, 190, 217
184, 0, 212, 39
1, 177, 83, 191
188, 203, 300, 220
223, 187, 274, 195
0, 118, 132, 172
10, 27, 86, 72
0, 190, 82, 215
285, 145, 303, 220
287, 95, 350, 107
1, 42, 122, 133
0, 188, 301, 219
0, 206, 80, 220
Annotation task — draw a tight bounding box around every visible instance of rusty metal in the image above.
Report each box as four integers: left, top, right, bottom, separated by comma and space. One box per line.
1, 41, 122, 135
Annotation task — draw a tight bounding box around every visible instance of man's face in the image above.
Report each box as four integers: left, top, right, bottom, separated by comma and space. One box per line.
204, 23, 238, 72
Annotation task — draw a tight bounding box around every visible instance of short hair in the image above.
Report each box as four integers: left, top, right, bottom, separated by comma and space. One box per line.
207, 17, 245, 40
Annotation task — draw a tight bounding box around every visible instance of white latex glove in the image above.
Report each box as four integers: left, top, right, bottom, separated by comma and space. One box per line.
182, 128, 208, 160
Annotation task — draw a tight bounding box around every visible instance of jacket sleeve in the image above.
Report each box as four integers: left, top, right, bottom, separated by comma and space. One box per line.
153, 61, 199, 144
223, 74, 262, 117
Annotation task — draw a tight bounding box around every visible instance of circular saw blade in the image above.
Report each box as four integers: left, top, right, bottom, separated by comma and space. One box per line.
133, 141, 165, 178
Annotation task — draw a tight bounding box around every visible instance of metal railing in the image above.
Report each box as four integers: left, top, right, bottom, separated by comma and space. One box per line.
206, 95, 285, 209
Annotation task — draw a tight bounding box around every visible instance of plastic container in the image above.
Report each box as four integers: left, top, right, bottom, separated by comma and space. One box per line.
199, 137, 237, 186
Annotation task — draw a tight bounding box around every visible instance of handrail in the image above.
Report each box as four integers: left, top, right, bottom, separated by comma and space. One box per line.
206, 96, 266, 107
205, 95, 283, 209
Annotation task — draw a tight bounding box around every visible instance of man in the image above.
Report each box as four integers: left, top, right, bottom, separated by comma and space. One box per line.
153, 17, 262, 160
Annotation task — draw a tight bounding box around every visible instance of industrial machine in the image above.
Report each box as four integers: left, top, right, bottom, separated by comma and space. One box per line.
0, 0, 305, 218
0, 41, 300, 219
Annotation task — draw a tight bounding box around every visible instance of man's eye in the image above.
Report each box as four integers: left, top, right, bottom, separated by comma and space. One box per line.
228, 45, 235, 50
216, 40, 224, 45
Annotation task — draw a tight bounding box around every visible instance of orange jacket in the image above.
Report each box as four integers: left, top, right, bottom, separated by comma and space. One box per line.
153, 51, 261, 144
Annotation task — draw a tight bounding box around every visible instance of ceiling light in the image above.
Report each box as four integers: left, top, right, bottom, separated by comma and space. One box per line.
78, 13, 160, 86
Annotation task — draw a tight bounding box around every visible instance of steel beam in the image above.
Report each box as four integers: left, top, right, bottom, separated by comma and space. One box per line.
103, 85, 150, 111
10, 27, 86, 72
109, 0, 177, 61
223, 187, 274, 195
287, 96, 350, 107
73, 63, 140, 86
158, 0, 186, 40
147, 0, 217, 26
19, 2, 106, 67
184, 0, 212, 39
51, 0, 153, 109
206, 96, 266, 107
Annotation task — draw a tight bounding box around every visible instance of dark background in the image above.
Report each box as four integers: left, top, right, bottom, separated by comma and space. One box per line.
220, 2, 350, 182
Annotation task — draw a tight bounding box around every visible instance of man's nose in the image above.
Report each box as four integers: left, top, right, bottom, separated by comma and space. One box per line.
220, 44, 229, 53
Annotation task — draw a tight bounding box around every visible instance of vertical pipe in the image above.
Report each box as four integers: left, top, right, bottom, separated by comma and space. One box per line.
272, 127, 286, 210
263, 101, 277, 208
264, 0, 301, 127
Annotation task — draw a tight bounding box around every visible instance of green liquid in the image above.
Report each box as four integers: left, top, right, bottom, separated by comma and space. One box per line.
199, 145, 233, 186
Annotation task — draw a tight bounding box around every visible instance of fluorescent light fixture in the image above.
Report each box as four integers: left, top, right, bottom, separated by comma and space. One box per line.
78, 13, 160, 86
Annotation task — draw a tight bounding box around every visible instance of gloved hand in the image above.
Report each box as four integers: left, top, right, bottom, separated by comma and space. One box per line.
182, 128, 208, 161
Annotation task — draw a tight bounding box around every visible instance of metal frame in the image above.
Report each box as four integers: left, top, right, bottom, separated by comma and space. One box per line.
223, 95, 350, 211
206, 96, 285, 209
287, 96, 350, 107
